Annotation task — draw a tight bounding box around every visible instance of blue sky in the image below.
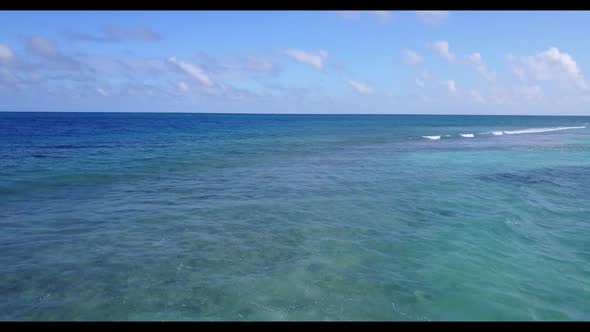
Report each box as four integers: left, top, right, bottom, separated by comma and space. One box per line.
2, 10, 590, 114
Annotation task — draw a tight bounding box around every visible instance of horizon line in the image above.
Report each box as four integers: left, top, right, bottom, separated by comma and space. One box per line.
1, 111, 590, 117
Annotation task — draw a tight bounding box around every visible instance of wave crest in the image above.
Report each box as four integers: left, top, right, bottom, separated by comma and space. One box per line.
502, 126, 586, 135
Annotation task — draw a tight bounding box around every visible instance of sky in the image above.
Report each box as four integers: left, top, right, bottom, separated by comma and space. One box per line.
2, 10, 590, 115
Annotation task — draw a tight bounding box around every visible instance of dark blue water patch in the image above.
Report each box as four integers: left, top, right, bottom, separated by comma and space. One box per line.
478, 166, 590, 189
479, 172, 558, 186
36, 145, 107, 149
431, 208, 456, 217
0, 172, 152, 197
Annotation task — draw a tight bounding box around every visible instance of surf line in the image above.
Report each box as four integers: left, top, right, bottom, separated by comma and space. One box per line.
502, 126, 586, 135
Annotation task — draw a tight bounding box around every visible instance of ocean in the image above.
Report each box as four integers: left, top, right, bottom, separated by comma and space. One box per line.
1, 112, 589, 320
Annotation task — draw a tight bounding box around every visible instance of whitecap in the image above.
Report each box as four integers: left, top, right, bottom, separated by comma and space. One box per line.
422, 135, 441, 140
491, 131, 504, 136
502, 126, 586, 135
460, 133, 474, 138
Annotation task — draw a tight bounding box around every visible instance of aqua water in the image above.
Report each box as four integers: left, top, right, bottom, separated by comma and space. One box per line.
1, 112, 589, 320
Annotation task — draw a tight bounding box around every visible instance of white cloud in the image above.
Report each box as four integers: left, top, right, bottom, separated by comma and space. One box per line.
416, 11, 449, 25
0, 43, 14, 64
465, 52, 496, 81
335, 11, 361, 21
96, 88, 108, 96
168, 57, 214, 87
429, 43, 496, 81
371, 11, 394, 24
404, 50, 423, 65
513, 66, 526, 82
66, 25, 161, 42
470, 89, 485, 103
348, 80, 373, 94
441, 80, 456, 93
430, 40, 454, 62
415, 70, 428, 88
482, 83, 546, 106
282, 49, 328, 70
24, 36, 82, 70
466, 52, 482, 64
242, 55, 279, 73
27, 36, 60, 58
517, 84, 543, 101
517, 47, 587, 89
336, 11, 393, 24
0, 67, 17, 83
178, 81, 188, 92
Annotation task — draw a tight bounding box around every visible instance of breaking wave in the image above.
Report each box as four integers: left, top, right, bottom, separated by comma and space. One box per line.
501, 126, 586, 135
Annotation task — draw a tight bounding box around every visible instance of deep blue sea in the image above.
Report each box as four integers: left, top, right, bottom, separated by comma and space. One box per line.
1, 112, 590, 321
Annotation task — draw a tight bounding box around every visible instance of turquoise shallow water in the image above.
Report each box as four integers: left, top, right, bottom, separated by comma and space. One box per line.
1, 113, 590, 320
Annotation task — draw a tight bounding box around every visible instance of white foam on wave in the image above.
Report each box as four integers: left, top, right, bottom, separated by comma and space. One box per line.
422, 135, 441, 140
502, 126, 586, 135
491, 131, 504, 136
460, 133, 474, 138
